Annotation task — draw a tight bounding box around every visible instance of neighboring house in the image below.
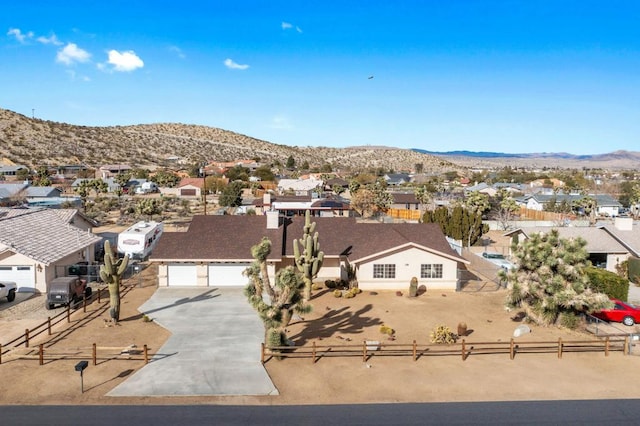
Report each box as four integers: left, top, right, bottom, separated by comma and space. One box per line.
151, 213, 469, 291
465, 182, 525, 197
514, 194, 623, 217
24, 186, 79, 208
600, 217, 640, 259
252, 193, 350, 217
0, 165, 28, 180
0, 207, 102, 292
176, 177, 205, 198
96, 164, 132, 179
389, 192, 420, 210
384, 173, 411, 186
71, 177, 120, 193
0, 182, 29, 205
503, 223, 631, 273
277, 178, 323, 196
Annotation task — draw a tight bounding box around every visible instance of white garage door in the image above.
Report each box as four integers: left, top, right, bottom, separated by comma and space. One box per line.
167, 264, 198, 286
208, 263, 251, 287
0, 265, 35, 292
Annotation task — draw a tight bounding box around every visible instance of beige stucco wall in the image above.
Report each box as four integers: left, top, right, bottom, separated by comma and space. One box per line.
279, 257, 345, 282
356, 246, 459, 291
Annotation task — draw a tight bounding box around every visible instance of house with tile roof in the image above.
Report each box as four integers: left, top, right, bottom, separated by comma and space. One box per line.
176, 177, 205, 198
0, 207, 102, 292
151, 212, 469, 290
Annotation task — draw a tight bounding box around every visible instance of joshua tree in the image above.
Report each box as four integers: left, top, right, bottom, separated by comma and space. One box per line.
504, 230, 611, 326
293, 210, 324, 300
99, 240, 129, 324
244, 237, 310, 347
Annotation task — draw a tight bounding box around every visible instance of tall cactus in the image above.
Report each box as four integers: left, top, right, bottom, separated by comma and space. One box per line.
99, 240, 129, 324
293, 210, 324, 300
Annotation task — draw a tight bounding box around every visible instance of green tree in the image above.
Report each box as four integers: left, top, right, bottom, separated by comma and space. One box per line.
226, 165, 249, 181
114, 172, 132, 188
505, 230, 611, 326
135, 198, 162, 220
219, 181, 244, 207
495, 189, 519, 230
244, 237, 311, 347
253, 165, 275, 182
301, 160, 310, 170
151, 170, 180, 187
415, 185, 434, 212
32, 166, 51, 186
285, 155, 296, 169
572, 195, 597, 224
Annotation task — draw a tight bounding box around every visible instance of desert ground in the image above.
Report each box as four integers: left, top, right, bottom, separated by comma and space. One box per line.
1, 265, 640, 406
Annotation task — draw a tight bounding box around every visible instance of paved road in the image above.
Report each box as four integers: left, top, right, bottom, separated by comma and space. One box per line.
108, 287, 278, 397
3, 400, 640, 425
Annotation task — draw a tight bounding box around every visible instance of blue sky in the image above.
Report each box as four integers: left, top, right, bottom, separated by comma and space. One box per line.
2, 1, 639, 155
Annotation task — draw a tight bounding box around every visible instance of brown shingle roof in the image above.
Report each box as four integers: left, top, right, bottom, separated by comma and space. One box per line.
151, 215, 283, 261
152, 215, 466, 265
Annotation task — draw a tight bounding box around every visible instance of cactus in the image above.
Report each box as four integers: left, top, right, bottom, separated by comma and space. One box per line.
99, 240, 129, 324
409, 277, 418, 297
429, 325, 458, 344
294, 210, 324, 300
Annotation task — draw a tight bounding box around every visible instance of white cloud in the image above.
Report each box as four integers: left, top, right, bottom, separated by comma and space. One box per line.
169, 45, 186, 59
270, 115, 293, 130
7, 28, 33, 43
281, 21, 302, 33
107, 50, 144, 72
56, 43, 91, 65
37, 34, 62, 45
224, 58, 249, 70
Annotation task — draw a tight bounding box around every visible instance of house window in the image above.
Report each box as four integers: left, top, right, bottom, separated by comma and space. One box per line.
373, 264, 396, 279
421, 264, 443, 279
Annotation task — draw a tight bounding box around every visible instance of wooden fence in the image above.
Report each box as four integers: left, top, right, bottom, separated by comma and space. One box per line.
387, 208, 422, 221
261, 336, 629, 364
2, 343, 150, 365
0, 284, 140, 365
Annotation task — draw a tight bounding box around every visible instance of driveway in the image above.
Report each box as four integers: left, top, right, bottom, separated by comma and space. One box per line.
108, 287, 278, 397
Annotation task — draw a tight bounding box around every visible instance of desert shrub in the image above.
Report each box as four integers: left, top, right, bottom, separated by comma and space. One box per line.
343, 291, 355, 299
311, 282, 323, 291
333, 289, 342, 298
430, 325, 458, 344
559, 312, 581, 330
379, 324, 394, 335
325, 279, 337, 289
586, 266, 629, 301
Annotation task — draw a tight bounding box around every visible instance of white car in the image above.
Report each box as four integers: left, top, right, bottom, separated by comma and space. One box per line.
482, 252, 514, 271
0, 281, 17, 303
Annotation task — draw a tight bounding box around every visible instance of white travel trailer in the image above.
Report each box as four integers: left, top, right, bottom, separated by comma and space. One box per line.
117, 221, 164, 260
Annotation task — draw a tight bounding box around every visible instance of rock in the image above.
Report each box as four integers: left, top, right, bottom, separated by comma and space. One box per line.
513, 324, 531, 338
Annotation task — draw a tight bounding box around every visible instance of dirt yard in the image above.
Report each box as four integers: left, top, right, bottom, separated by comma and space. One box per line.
1, 270, 640, 406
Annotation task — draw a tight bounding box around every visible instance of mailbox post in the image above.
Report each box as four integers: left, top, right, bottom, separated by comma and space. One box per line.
75, 360, 88, 393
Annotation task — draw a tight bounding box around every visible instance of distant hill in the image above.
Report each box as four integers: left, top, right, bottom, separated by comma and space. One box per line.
413, 149, 640, 170
0, 107, 457, 173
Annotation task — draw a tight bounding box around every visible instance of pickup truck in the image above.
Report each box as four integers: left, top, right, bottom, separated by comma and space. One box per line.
0, 281, 17, 303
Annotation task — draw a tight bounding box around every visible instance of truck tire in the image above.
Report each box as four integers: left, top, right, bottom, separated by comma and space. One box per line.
85, 287, 92, 298
46, 302, 54, 310
7, 289, 15, 302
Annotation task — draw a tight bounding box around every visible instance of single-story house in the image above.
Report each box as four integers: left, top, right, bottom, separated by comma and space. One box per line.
389, 192, 420, 210
514, 194, 623, 217
96, 164, 132, 179
384, 173, 411, 186
151, 212, 469, 291
176, 177, 205, 198
0, 207, 102, 292
0, 182, 29, 205
252, 193, 350, 217
0, 165, 28, 180
277, 178, 323, 196
503, 222, 631, 273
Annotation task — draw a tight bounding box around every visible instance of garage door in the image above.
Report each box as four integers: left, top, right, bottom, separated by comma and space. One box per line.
167, 264, 198, 286
0, 265, 35, 292
180, 188, 197, 196
208, 263, 251, 287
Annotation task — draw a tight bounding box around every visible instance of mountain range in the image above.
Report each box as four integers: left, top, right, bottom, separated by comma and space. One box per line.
1, 107, 637, 172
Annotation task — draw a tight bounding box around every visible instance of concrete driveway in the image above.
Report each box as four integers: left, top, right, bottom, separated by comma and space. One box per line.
108, 287, 278, 397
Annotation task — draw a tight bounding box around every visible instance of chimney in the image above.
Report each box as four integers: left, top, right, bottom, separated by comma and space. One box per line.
266, 210, 280, 229
263, 192, 271, 206
614, 216, 633, 231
